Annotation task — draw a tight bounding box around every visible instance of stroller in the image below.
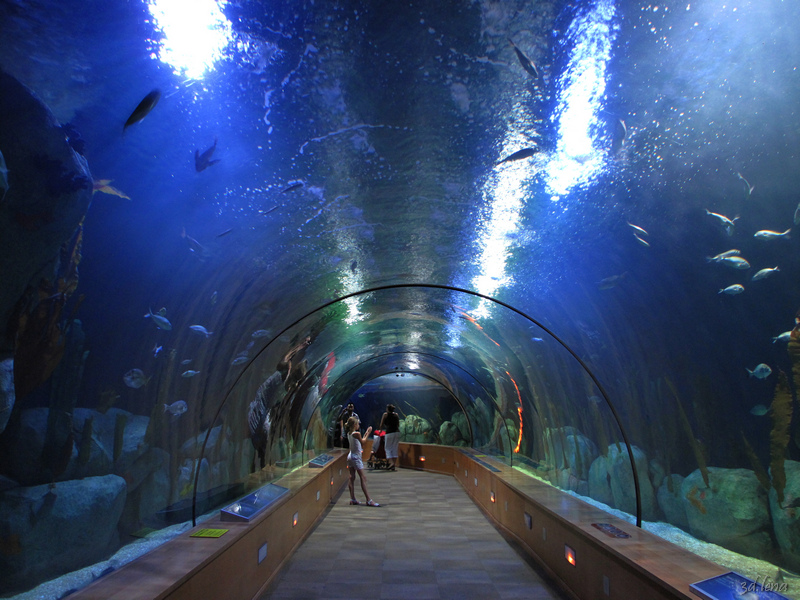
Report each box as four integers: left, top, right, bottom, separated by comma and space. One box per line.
367, 430, 391, 470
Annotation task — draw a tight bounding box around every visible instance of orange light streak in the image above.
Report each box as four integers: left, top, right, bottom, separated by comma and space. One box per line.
506, 370, 523, 453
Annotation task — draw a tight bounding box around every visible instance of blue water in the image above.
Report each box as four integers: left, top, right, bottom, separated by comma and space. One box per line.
4, 0, 800, 595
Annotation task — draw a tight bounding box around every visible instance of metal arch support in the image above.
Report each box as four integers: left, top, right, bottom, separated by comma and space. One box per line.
193, 283, 642, 528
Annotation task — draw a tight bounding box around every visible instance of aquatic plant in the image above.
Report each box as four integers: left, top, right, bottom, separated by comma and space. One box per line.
769, 370, 793, 506
11, 222, 84, 400
113, 413, 127, 462
77, 415, 93, 466
741, 431, 770, 492
666, 377, 709, 487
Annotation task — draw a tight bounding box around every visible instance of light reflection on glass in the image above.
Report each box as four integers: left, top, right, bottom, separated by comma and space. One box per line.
544, 0, 618, 198
147, 0, 232, 79
470, 154, 532, 318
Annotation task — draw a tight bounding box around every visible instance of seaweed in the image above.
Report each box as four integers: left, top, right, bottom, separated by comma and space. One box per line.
770, 370, 793, 507
77, 415, 93, 465
113, 413, 127, 462
741, 430, 770, 492
666, 377, 709, 487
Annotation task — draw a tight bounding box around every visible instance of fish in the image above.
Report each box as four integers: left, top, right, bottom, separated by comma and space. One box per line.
181, 227, 208, 257
181, 370, 200, 378
0, 148, 9, 202
750, 404, 769, 416
497, 148, 538, 165
231, 355, 249, 366
508, 39, 538, 77
795, 203, 800, 226
718, 256, 750, 269
719, 284, 745, 295
164, 400, 188, 416
195, 138, 220, 172
752, 266, 779, 281
152, 344, 163, 357
251, 329, 270, 338
531, 337, 545, 342
627, 222, 648, 236
144, 307, 172, 330
92, 179, 131, 200
281, 182, 304, 193
706, 249, 741, 262
705, 209, 738, 235
754, 228, 791, 240
123, 368, 150, 389
633, 234, 650, 247
123, 89, 161, 132
747, 363, 772, 379
597, 272, 628, 290
189, 325, 213, 337
210, 291, 218, 305
181, 359, 193, 365
216, 228, 233, 238
773, 331, 792, 343
736, 172, 755, 195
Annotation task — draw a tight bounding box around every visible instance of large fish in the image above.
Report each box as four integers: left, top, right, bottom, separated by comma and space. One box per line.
123, 89, 161, 132
497, 148, 538, 165
144, 307, 172, 330
508, 39, 538, 78
195, 138, 220, 172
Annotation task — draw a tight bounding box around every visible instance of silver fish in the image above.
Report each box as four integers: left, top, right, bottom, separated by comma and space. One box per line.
719, 284, 745, 295
152, 344, 162, 357
794, 203, 800, 225
705, 209, 738, 235
736, 172, 755, 195
231, 355, 249, 366
752, 266, 779, 281
181, 370, 200, 378
251, 329, 270, 338
181, 359, 193, 365
719, 256, 750, 269
144, 307, 172, 330
750, 404, 769, 416
706, 249, 741, 262
164, 400, 188, 415
633, 234, 650, 247
754, 228, 791, 240
773, 331, 792, 343
627, 222, 648, 236
747, 363, 772, 379
189, 325, 213, 337
123, 368, 150, 389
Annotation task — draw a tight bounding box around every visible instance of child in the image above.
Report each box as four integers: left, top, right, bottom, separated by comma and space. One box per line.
346, 416, 379, 506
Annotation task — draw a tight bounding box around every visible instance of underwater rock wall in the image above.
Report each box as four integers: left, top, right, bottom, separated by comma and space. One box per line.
0, 69, 92, 393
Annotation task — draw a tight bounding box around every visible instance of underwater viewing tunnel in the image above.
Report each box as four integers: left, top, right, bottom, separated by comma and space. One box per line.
3, 0, 800, 598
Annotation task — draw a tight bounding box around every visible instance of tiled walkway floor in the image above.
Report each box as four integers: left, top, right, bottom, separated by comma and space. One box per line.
259, 468, 570, 600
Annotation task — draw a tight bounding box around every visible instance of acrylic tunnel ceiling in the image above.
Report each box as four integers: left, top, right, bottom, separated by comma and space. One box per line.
3, 0, 800, 480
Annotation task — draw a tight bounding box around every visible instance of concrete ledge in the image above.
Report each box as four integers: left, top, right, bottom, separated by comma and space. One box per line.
70, 450, 350, 600
399, 443, 727, 600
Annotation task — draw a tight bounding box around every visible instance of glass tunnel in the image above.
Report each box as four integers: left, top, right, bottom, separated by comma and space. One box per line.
1, 0, 800, 597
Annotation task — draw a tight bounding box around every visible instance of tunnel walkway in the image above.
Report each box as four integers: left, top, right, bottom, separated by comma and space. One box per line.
259, 468, 570, 600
